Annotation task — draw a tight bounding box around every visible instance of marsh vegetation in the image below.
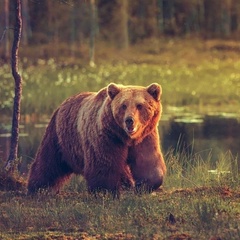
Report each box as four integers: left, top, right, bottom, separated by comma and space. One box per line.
0, 39, 240, 239
1, 39, 240, 116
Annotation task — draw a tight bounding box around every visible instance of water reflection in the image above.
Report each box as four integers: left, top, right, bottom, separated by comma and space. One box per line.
160, 114, 240, 165
0, 123, 47, 173
0, 114, 239, 173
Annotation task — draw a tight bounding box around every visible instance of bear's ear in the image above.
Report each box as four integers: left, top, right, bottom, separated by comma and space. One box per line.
147, 83, 162, 101
107, 83, 121, 100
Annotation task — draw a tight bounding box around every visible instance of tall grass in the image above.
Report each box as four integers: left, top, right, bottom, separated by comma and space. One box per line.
164, 142, 239, 190
0, 148, 239, 239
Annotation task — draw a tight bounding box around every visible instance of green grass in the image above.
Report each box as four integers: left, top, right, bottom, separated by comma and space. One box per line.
1, 38, 240, 239
0, 149, 239, 240
1, 38, 240, 116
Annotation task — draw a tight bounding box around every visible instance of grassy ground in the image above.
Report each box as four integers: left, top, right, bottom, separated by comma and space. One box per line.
1, 38, 240, 239
0, 186, 239, 240
0, 149, 239, 240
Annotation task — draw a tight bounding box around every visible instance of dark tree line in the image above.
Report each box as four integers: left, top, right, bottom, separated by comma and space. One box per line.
1, 0, 240, 60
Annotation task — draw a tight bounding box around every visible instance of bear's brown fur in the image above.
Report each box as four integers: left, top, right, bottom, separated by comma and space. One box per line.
27, 83, 166, 196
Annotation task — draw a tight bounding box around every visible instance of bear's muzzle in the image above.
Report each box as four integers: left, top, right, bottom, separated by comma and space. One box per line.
124, 116, 138, 135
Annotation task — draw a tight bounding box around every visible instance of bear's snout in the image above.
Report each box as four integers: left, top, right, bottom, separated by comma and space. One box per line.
124, 116, 138, 135
125, 116, 134, 127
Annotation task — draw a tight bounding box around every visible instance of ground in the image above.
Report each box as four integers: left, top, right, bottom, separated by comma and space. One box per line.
0, 180, 239, 239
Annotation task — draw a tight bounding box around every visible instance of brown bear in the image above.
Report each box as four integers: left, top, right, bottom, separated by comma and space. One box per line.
27, 83, 166, 197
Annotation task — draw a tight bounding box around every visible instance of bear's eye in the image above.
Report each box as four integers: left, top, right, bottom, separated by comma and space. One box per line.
136, 104, 143, 110
121, 104, 127, 110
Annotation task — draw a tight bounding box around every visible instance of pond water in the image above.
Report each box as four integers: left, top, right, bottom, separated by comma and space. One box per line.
0, 113, 239, 174
160, 112, 240, 165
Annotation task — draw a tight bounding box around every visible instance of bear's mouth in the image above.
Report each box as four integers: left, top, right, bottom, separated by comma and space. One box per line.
125, 126, 138, 135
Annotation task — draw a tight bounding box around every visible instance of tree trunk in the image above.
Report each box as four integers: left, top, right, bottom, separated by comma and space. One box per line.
119, 0, 129, 49
112, 0, 129, 49
70, 3, 77, 59
89, 0, 97, 66
162, 0, 176, 35
157, 0, 164, 34
5, 0, 23, 171
22, 0, 30, 46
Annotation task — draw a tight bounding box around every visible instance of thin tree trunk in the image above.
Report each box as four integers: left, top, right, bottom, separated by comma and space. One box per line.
120, 0, 129, 49
115, 0, 129, 49
22, 0, 30, 46
157, 0, 164, 34
89, 0, 96, 67
70, 4, 76, 59
5, 0, 23, 171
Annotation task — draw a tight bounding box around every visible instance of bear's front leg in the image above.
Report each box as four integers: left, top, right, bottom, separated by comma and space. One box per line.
120, 164, 135, 190
85, 167, 121, 198
128, 129, 166, 192
83, 145, 132, 198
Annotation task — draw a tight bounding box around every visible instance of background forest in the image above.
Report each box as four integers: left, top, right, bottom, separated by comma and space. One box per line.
1, 0, 240, 63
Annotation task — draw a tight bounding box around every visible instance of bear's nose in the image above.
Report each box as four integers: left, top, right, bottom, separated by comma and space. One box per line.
125, 116, 134, 126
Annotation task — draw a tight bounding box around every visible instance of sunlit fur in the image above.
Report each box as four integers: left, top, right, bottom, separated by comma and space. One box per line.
28, 83, 166, 196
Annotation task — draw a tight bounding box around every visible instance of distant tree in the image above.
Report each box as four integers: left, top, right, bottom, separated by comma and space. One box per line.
128, 0, 158, 42
47, 1, 60, 57
98, 0, 129, 48
162, 0, 176, 35
70, 1, 77, 58
231, 0, 240, 36
89, 0, 97, 66
21, 0, 31, 46
0, 0, 10, 61
204, 0, 232, 38
117, 0, 129, 49
5, 0, 23, 171
174, 0, 204, 35
157, 0, 164, 34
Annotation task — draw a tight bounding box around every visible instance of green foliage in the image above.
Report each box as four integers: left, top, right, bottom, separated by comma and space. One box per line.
1, 49, 240, 116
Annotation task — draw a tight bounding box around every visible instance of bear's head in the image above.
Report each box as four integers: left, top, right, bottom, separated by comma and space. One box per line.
107, 83, 162, 140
